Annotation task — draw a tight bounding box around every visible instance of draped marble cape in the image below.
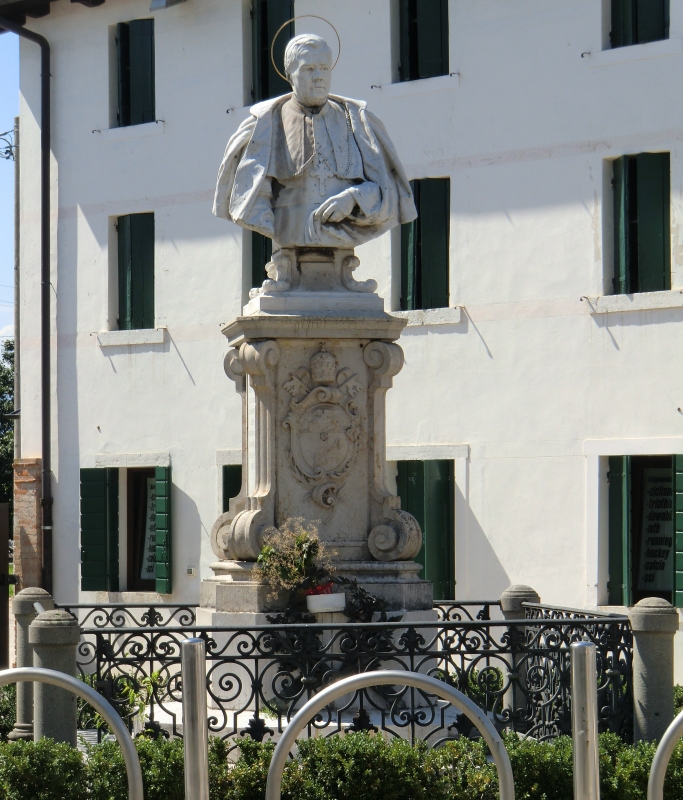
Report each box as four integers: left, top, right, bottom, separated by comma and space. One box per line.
212, 93, 417, 248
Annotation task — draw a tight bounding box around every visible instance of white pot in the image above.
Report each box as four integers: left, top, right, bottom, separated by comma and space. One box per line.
306, 592, 346, 613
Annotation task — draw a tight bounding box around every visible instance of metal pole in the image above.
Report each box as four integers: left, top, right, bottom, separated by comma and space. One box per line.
571, 641, 600, 800
181, 638, 209, 800
265, 670, 515, 800
0, 666, 143, 800
647, 709, 683, 800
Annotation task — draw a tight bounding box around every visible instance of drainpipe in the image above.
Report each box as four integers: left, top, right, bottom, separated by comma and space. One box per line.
13, 115, 20, 463
0, 17, 52, 593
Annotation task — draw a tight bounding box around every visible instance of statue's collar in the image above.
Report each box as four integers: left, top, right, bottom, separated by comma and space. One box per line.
287, 97, 329, 117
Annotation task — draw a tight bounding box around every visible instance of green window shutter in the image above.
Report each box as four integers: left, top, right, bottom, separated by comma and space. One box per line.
118, 215, 133, 330
155, 465, 172, 594
400, 179, 450, 311
636, 152, 670, 293
400, 181, 419, 311
397, 462, 425, 563
222, 465, 243, 513
252, 0, 293, 102
129, 19, 155, 125
116, 23, 131, 127
612, 156, 630, 295
397, 460, 454, 599
416, 0, 449, 79
419, 178, 450, 309
398, 0, 415, 82
252, 231, 272, 289
399, 0, 448, 81
673, 456, 683, 607
636, 0, 669, 44
611, 0, 635, 48
608, 456, 631, 606
80, 468, 118, 592
423, 460, 455, 601
118, 213, 154, 331
106, 468, 119, 592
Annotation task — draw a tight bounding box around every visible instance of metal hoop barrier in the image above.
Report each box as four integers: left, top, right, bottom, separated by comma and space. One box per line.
648, 709, 683, 800
0, 667, 144, 800
270, 15, 341, 82
265, 670, 515, 800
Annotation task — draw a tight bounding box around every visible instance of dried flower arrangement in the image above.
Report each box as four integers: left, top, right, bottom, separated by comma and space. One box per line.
256, 518, 335, 597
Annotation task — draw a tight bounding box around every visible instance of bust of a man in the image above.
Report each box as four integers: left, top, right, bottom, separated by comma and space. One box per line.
213, 33, 416, 250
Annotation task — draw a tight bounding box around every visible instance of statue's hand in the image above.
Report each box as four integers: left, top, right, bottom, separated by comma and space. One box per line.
314, 191, 357, 224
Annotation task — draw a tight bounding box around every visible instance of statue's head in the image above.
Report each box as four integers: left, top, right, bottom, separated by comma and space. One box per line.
284, 34, 333, 108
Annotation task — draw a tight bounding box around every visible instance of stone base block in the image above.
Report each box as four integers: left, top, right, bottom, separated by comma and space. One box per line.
201, 559, 433, 613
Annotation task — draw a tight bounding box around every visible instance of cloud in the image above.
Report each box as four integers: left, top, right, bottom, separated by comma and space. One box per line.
0, 324, 13, 338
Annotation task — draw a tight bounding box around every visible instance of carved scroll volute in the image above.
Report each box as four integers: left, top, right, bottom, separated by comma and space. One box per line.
210, 349, 247, 559
213, 340, 281, 561
363, 341, 422, 561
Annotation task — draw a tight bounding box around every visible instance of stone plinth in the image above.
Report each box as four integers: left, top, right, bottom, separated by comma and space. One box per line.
202, 248, 433, 618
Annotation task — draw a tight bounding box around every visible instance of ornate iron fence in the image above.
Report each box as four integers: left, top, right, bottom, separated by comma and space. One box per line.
57, 604, 196, 629
73, 602, 632, 747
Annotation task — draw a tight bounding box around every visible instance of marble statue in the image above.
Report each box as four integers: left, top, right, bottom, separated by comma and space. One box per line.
213, 33, 416, 250
202, 31, 433, 622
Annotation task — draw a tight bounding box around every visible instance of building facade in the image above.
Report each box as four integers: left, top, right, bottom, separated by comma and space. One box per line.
6, 0, 683, 670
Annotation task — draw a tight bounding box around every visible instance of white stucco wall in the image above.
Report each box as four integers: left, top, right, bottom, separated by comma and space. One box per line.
14, 0, 683, 669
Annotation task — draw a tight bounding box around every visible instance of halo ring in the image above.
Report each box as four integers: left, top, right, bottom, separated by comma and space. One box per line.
270, 15, 341, 83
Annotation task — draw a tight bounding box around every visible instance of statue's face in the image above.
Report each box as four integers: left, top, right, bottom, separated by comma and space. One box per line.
289, 46, 332, 108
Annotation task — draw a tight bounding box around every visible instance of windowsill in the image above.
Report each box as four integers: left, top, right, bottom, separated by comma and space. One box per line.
586, 37, 682, 67
94, 120, 165, 141
97, 328, 166, 347
370, 73, 460, 98
392, 307, 463, 326
94, 452, 171, 468
583, 290, 683, 314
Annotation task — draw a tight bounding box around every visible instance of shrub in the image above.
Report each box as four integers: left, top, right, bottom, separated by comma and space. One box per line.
0, 738, 88, 800
0, 726, 681, 800
0, 684, 16, 741
674, 685, 683, 716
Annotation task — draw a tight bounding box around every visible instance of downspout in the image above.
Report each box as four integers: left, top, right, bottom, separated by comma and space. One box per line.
13, 115, 20, 463
0, 17, 52, 593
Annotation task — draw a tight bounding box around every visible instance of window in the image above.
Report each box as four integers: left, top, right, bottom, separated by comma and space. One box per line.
127, 468, 157, 592
396, 460, 454, 600
612, 153, 670, 295
611, 0, 669, 48
252, 0, 293, 102
608, 455, 683, 607
222, 465, 242, 513
252, 231, 272, 290
116, 20, 155, 127
117, 213, 155, 330
399, 0, 449, 82
80, 466, 172, 594
400, 178, 450, 311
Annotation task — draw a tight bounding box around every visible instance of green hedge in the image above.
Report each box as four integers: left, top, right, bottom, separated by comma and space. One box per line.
0, 731, 682, 800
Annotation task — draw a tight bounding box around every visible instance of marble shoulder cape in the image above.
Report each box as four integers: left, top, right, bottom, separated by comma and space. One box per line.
212, 93, 417, 241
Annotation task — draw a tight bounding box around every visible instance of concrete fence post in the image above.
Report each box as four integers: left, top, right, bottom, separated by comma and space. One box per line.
28, 609, 81, 745
7, 587, 54, 741
500, 585, 540, 722
629, 597, 679, 742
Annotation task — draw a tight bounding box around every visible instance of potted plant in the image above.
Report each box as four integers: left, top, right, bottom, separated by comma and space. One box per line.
256, 518, 345, 613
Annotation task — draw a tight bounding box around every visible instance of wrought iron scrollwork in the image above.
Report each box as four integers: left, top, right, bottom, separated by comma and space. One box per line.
72, 601, 632, 748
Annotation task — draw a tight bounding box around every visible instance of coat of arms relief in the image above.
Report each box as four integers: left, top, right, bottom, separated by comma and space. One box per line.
282, 346, 364, 512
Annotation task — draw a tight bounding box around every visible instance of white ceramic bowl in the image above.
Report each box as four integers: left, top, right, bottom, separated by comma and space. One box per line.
306, 592, 346, 613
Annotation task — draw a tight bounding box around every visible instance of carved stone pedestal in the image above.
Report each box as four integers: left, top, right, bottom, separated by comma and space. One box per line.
202, 248, 433, 620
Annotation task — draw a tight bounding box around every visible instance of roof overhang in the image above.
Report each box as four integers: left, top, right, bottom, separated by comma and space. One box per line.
0, 0, 104, 27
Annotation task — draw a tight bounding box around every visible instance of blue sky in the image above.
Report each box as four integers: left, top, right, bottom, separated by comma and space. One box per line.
0, 33, 20, 339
